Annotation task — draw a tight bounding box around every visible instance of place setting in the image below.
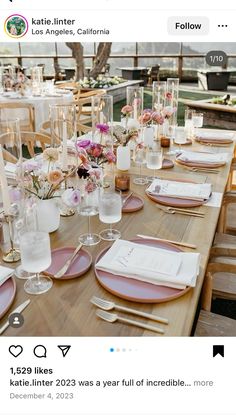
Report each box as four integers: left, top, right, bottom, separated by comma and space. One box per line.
145, 177, 212, 209
93, 236, 200, 305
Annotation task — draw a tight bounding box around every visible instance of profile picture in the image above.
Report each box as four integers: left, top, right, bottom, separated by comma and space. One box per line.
4, 14, 28, 38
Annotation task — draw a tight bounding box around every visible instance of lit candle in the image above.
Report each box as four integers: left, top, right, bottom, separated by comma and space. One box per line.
0, 144, 11, 214
62, 119, 68, 171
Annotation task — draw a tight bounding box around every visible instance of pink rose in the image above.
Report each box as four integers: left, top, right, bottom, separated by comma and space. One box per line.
121, 105, 133, 115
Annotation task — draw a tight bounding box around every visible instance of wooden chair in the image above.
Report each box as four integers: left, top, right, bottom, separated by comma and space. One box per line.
194, 310, 236, 336
148, 65, 160, 85
0, 102, 35, 132
0, 131, 52, 160
217, 191, 236, 234
201, 232, 236, 311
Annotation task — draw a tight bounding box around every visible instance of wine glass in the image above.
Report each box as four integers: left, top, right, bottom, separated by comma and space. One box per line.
133, 145, 148, 185
99, 192, 122, 241
146, 149, 163, 180
20, 231, 53, 295
79, 189, 101, 246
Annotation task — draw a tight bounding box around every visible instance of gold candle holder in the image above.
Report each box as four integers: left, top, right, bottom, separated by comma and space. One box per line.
1, 213, 21, 263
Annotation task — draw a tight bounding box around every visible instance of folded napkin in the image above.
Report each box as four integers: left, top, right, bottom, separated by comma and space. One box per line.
146, 178, 212, 201
95, 239, 200, 289
0, 266, 14, 287
195, 131, 234, 141
176, 151, 228, 164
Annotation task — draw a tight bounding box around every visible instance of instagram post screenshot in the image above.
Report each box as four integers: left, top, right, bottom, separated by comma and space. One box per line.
0, 1, 236, 418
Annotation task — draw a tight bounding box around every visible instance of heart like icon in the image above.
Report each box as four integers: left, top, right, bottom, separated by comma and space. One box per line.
9, 345, 23, 358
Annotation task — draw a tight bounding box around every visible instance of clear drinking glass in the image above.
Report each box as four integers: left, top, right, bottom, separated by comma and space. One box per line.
79, 188, 101, 246
184, 109, 194, 140
20, 231, 53, 295
133, 146, 148, 185
192, 112, 204, 128
174, 127, 187, 151
99, 192, 122, 241
146, 149, 163, 179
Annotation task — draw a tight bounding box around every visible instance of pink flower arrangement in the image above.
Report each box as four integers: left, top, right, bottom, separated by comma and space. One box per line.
87, 143, 103, 158
162, 106, 177, 119
166, 92, 172, 99
152, 111, 165, 125
95, 123, 110, 134
76, 139, 92, 149
121, 105, 133, 116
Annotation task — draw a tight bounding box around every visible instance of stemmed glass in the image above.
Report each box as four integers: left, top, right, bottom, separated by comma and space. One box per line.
99, 192, 122, 241
133, 145, 148, 185
19, 231, 53, 295
146, 148, 163, 180
79, 189, 101, 246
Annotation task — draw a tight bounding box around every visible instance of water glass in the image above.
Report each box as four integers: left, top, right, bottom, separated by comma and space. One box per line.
78, 189, 101, 246
146, 149, 163, 179
192, 112, 204, 128
133, 146, 148, 185
174, 127, 187, 150
99, 192, 122, 241
20, 231, 53, 295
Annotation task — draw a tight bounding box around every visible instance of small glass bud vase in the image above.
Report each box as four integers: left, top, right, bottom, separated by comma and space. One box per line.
116, 145, 131, 171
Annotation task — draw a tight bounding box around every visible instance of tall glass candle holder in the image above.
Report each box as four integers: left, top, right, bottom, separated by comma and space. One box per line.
50, 104, 76, 171
166, 78, 179, 131
0, 119, 23, 183
31, 66, 43, 95
126, 86, 144, 122
92, 95, 113, 146
152, 81, 167, 111
0, 67, 4, 94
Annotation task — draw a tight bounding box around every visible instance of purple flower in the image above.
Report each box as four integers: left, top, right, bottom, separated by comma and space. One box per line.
95, 123, 110, 134
62, 189, 81, 208
76, 139, 92, 149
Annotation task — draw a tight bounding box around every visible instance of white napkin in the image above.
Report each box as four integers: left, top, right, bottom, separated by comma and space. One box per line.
177, 151, 228, 164
195, 131, 234, 141
146, 178, 212, 201
95, 240, 200, 289
0, 266, 14, 287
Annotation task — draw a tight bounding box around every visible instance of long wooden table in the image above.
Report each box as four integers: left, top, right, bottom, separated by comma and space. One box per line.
1, 129, 235, 337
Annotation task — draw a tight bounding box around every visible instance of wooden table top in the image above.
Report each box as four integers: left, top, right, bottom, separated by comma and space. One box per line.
1, 129, 235, 337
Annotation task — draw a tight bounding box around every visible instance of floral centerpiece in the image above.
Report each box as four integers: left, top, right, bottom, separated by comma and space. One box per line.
76, 139, 116, 191
22, 148, 80, 233
79, 76, 124, 89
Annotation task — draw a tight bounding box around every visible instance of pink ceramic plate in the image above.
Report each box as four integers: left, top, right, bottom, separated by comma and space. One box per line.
44, 247, 92, 280
174, 139, 192, 145
94, 238, 191, 303
176, 157, 226, 169
146, 190, 207, 208
0, 277, 16, 319
162, 158, 174, 169
122, 195, 144, 213
195, 137, 233, 145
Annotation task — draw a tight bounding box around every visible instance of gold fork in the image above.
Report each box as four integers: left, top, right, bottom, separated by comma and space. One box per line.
96, 309, 165, 334
91, 296, 168, 324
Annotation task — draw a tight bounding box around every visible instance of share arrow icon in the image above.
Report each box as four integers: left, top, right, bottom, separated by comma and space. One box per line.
58, 345, 71, 357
